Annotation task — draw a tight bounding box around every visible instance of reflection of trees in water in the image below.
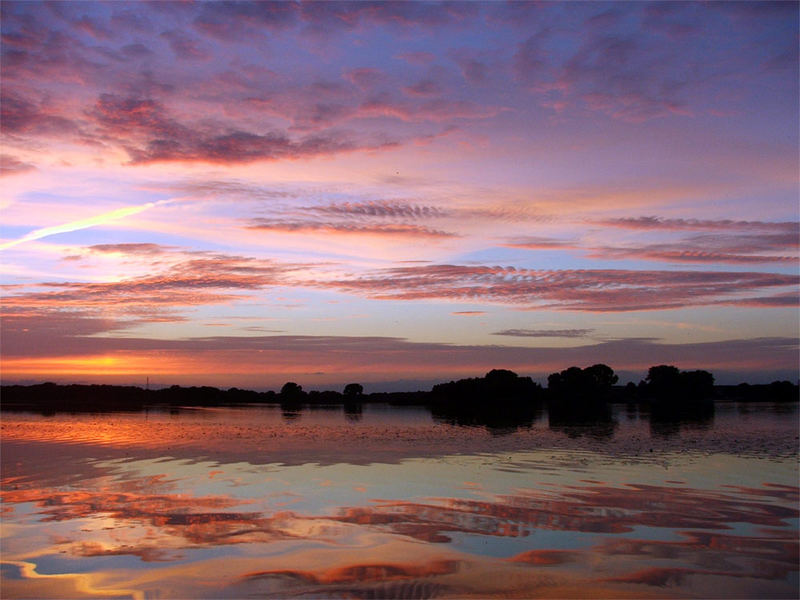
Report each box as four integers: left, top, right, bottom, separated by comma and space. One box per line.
624, 403, 641, 421
645, 403, 715, 438
280, 404, 302, 422
544, 364, 619, 438
737, 400, 798, 416
343, 402, 363, 422
547, 401, 617, 439
428, 370, 544, 435
430, 403, 542, 435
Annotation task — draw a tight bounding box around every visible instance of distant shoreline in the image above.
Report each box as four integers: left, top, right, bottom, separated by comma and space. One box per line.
2, 372, 797, 414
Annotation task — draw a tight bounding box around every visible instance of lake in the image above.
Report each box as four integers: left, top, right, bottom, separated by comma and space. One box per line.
1, 402, 797, 599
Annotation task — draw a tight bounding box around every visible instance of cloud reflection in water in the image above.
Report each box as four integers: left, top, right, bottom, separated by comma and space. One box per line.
1, 408, 797, 598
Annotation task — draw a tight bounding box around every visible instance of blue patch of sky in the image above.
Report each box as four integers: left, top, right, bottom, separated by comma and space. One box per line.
19, 227, 201, 253
0, 224, 38, 239
447, 247, 592, 271
450, 245, 800, 276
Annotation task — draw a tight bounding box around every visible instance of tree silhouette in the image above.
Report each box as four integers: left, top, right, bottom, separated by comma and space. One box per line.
546, 364, 618, 425
429, 369, 542, 433
643, 365, 715, 423
644, 365, 714, 402
584, 363, 619, 391
280, 381, 303, 398
680, 370, 714, 401
431, 369, 541, 405
645, 365, 681, 399
547, 364, 618, 399
343, 383, 364, 397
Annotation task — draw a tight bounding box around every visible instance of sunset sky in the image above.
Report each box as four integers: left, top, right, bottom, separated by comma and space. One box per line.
1, 1, 798, 391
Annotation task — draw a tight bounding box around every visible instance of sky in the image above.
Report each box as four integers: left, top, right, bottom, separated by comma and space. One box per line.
1, 1, 798, 391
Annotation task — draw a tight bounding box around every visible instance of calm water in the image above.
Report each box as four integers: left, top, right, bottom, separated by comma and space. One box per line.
1, 402, 797, 599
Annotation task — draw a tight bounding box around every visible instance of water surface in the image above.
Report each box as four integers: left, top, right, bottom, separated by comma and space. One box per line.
2, 402, 797, 598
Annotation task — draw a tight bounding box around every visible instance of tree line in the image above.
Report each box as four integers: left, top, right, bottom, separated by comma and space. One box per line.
1, 364, 796, 414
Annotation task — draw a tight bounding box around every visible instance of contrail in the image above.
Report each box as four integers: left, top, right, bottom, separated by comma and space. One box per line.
0, 200, 167, 251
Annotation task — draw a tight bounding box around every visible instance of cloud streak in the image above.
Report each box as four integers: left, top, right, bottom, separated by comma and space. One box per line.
493, 329, 594, 339
302, 202, 449, 220
0, 201, 164, 251
319, 264, 799, 312
598, 217, 799, 233
509, 217, 799, 266
247, 221, 456, 238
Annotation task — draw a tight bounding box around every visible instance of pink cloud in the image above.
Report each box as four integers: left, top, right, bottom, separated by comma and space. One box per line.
87, 243, 176, 256
1, 90, 79, 136
589, 230, 798, 265
592, 248, 797, 265
599, 217, 798, 233
504, 237, 576, 250
317, 264, 799, 312
301, 201, 449, 220
507, 218, 799, 266
247, 220, 456, 239
0, 154, 36, 177
1, 254, 299, 316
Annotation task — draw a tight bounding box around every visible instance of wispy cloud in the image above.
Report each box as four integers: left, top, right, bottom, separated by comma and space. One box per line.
589, 228, 799, 265
0, 154, 36, 177
301, 201, 449, 220
506, 218, 799, 265
247, 220, 456, 238
1, 252, 302, 320
318, 264, 799, 312
493, 329, 594, 338
504, 237, 577, 251
87, 243, 176, 256
598, 216, 799, 233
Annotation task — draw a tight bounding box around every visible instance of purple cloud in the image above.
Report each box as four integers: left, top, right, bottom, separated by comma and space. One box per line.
160, 30, 210, 61
86, 93, 397, 164
404, 79, 443, 97
1, 90, 78, 136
